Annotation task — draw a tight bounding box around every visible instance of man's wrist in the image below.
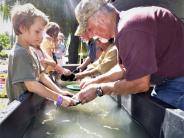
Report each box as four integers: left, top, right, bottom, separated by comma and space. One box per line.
96, 86, 104, 97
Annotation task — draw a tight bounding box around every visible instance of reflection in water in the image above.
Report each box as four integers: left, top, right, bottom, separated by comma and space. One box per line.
42, 109, 57, 125
79, 125, 103, 138
103, 125, 119, 131
23, 96, 150, 138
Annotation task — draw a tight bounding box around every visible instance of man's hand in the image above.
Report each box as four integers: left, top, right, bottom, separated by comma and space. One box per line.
80, 77, 95, 89
76, 84, 98, 104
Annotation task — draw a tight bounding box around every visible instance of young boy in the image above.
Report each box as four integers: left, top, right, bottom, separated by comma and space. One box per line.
6, 3, 77, 107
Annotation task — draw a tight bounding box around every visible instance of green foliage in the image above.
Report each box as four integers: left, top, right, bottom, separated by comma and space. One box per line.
0, 51, 8, 59
0, 3, 10, 21
0, 33, 11, 52
65, 33, 71, 49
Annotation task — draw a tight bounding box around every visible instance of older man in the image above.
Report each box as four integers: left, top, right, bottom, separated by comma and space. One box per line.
74, 0, 184, 110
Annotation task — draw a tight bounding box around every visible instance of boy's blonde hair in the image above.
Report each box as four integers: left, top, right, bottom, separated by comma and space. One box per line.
11, 3, 49, 35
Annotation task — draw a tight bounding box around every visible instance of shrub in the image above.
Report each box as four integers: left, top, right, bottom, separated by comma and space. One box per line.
0, 33, 11, 52
0, 51, 8, 59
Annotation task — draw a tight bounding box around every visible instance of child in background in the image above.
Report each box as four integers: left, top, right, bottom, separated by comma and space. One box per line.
75, 39, 99, 72
75, 38, 117, 80
55, 32, 66, 66
30, 46, 56, 73
40, 22, 71, 75
6, 3, 77, 107
40, 22, 59, 73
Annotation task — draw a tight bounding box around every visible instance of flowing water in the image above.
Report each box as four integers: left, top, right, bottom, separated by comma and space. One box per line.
23, 95, 150, 138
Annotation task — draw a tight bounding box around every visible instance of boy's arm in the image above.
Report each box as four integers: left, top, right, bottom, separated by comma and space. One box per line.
24, 80, 76, 107
25, 80, 58, 101
38, 73, 72, 96
78, 57, 91, 71
41, 58, 57, 67
75, 68, 99, 80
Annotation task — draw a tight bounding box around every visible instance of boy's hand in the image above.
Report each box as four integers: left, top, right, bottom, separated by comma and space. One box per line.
40, 59, 47, 67
80, 77, 92, 89
62, 91, 74, 97
58, 90, 74, 97
61, 96, 79, 107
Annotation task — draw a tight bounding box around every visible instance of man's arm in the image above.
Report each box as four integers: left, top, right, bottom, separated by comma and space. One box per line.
97, 64, 124, 82
78, 75, 150, 104
102, 75, 151, 95
80, 64, 124, 88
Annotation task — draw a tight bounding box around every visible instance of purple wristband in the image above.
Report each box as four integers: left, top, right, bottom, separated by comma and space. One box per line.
56, 96, 63, 107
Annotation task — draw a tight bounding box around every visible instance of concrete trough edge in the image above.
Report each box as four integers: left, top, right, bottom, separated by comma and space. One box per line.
113, 88, 184, 138
0, 93, 44, 138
